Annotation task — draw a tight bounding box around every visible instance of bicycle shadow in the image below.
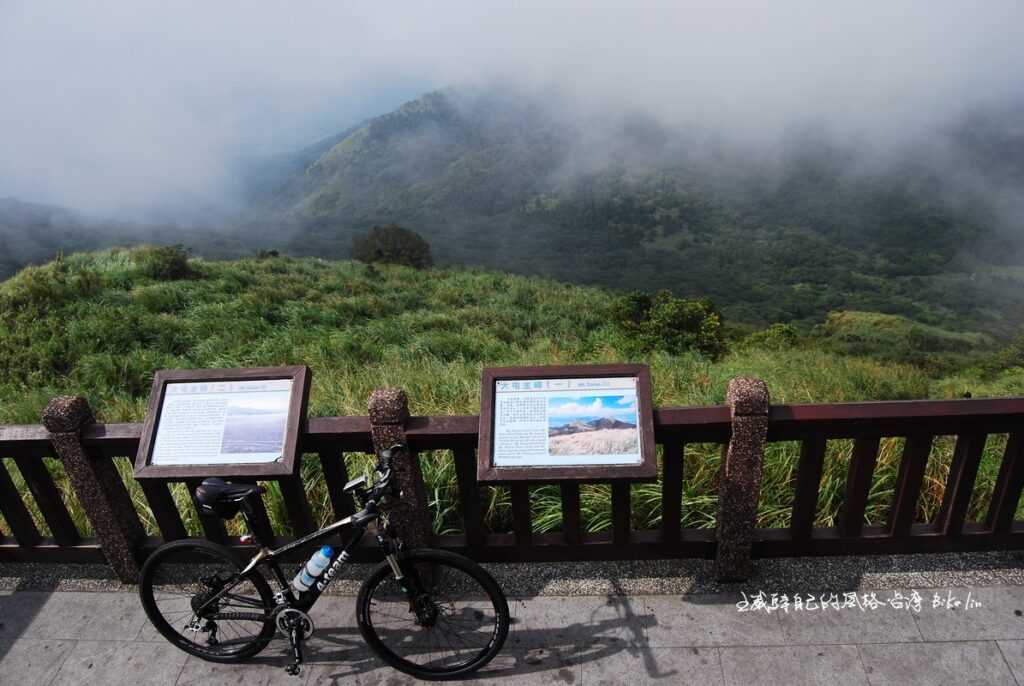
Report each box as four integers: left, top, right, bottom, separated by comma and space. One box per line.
287, 592, 670, 683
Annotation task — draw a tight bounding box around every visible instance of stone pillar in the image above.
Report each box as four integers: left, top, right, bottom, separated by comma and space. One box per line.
715, 377, 770, 582
368, 389, 432, 549
42, 396, 145, 583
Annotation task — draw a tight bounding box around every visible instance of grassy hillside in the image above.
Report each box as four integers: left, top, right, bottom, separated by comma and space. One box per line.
1, 250, 1021, 540
0, 197, 247, 281
819, 310, 995, 373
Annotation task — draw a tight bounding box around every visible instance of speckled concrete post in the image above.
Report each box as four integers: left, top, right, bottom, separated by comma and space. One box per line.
715, 377, 770, 582
42, 396, 145, 583
368, 389, 432, 549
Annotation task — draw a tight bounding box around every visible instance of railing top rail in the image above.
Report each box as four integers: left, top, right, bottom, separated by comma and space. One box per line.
767, 397, 1024, 439
0, 424, 51, 450
771, 397, 1024, 421
2, 396, 1022, 452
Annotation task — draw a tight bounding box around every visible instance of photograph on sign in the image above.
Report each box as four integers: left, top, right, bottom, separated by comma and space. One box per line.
151, 378, 293, 466
493, 376, 643, 468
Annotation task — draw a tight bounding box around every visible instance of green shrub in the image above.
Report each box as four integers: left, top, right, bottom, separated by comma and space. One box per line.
611, 290, 652, 332
744, 323, 799, 350
613, 289, 726, 359
352, 225, 433, 269
131, 245, 192, 280
981, 332, 1024, 376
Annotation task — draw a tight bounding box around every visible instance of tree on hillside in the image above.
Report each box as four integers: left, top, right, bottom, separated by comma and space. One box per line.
352, 224, 433, 269
613, 289, 726, 359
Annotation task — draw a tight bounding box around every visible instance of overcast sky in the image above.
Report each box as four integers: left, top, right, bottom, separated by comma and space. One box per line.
1, 1, 1022, 219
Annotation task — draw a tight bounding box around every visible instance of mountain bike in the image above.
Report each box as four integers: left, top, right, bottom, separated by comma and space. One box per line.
138, 445, 510, 678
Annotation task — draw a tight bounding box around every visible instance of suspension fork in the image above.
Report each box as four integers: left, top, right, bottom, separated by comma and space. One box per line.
386, 553, 405, 581
378, 527, 421, 600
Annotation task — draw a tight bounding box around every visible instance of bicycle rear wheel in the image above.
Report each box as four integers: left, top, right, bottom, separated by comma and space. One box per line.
139, 538, 275, 662
356, 548, 509, 680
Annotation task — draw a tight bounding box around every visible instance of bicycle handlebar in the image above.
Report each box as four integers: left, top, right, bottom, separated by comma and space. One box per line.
361, 443, 405, 506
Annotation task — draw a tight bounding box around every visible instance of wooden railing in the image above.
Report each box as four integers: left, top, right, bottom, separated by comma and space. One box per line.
1, 389, 1023, 582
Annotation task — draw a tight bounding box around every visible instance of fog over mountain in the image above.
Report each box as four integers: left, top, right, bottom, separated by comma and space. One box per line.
1, 1, 1022, 223
2, 2, 1024, 338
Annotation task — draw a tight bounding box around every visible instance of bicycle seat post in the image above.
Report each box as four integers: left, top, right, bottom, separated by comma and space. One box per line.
240, 496, 271, 548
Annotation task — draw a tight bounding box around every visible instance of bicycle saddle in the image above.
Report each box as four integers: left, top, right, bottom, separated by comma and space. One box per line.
194, 478, 261, 518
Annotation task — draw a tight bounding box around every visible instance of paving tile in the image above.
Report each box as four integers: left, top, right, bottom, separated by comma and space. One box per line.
776, 602, 921, 645
643, 594, 786, 648
50, 640, 188, 686
175, 654, 313, 686
0, 638, 76, 683
306, 647, 583, 685
299, 633, 380, 670
913, 587, 1024, 641
0, 591, 55, 637
720, 645, 869, 686
0, 591, 147, 641
303, 660, 413, 685
307, 596, 357, 630
509, 595, 650, 649
996, 640, 1024, 684
466, 647, 582, 686
581, 646, 723, 685
858, 641, 1015, 686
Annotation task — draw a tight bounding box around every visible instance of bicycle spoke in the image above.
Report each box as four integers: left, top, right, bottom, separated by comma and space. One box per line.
142, 543, 272, 661
364, 559, 503, 673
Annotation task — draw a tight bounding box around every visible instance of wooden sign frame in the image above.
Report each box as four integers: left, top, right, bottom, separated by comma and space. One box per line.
477, 363, 656, 483
134, 365, 311, 480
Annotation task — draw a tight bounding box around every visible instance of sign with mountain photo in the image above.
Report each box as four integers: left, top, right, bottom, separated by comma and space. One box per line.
477, 364, 656, 482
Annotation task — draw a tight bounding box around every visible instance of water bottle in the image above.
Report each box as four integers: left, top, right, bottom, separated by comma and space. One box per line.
291, 546, 333, 593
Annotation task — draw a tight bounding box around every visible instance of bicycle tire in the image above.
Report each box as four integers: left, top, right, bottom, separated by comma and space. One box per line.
356, 548, 509, 680
139, 538, 276, 662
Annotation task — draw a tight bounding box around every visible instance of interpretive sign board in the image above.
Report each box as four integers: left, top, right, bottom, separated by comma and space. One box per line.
134, 366, 310, 479
477, 364, 656, 482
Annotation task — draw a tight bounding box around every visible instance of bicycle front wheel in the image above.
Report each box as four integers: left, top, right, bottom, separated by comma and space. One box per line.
139, 538, 276, 662
356, 549, 509, 680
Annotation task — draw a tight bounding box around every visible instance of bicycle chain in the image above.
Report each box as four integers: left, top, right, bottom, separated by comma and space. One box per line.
209, 612, 267, 622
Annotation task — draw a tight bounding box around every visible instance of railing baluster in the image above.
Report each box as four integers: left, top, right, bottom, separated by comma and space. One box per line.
279, 476, 316, 536
790, 436, 827, 539
139, 480, 187, 542
612, 482, 631, 545
453, 447, 485, 549
937, 433, 987, 537
661, 443, 684, 544
319, 451, 354, 522
986, 433, 1024, 533
0, 458, 42, 547
839, 436, 881, 537
13, 455, 80, 545
887, 434, 933, 537
560, 483, 581, 545
185, 478, 228, 544
511, 484, 531, 547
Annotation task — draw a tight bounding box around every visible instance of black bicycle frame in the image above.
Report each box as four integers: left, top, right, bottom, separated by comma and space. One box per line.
239, 508, 379, 611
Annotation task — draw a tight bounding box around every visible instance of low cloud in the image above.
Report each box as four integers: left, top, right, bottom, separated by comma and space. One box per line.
1, 1, 1022, 222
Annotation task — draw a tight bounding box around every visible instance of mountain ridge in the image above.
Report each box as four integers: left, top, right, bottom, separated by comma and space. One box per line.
550, 417, 638, 436
251, 88, 1024, 336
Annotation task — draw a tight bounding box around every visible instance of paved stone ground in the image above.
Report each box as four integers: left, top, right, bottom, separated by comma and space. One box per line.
5, 584, 1024, 684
